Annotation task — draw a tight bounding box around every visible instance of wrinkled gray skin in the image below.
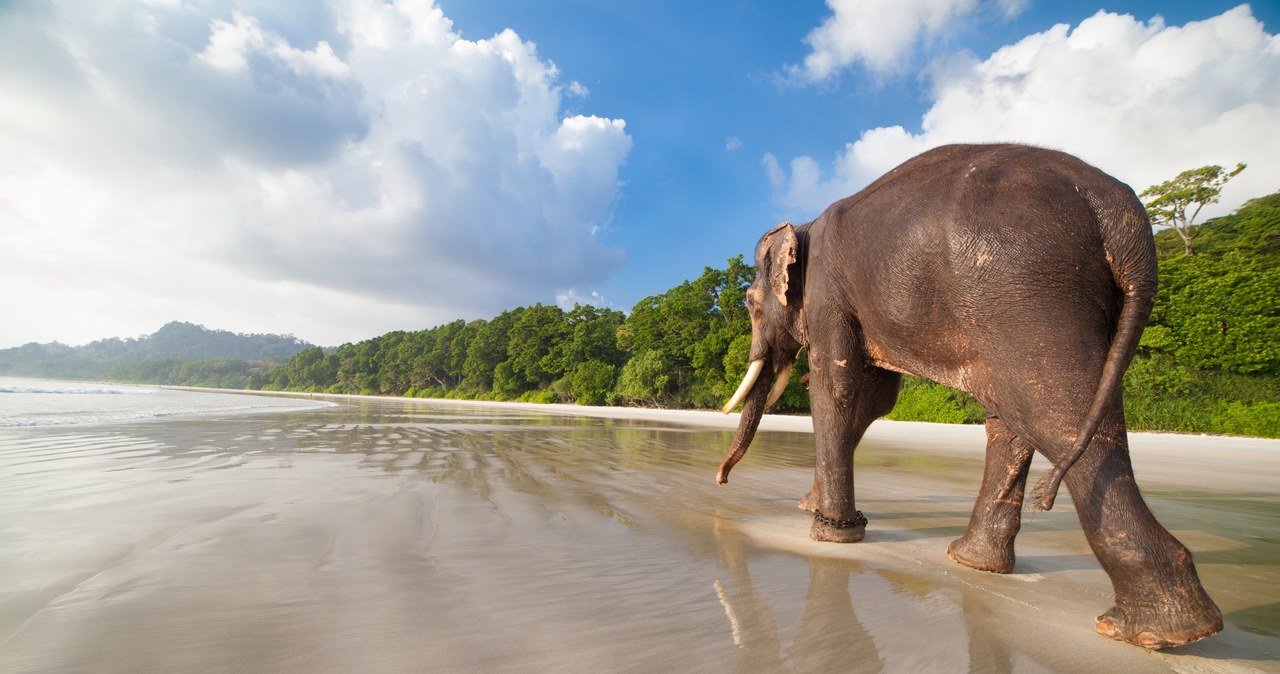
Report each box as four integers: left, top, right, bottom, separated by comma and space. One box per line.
718, 144, 1222, 649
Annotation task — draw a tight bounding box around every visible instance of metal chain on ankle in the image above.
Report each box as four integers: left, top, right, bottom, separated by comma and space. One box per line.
814, 509, 867, 529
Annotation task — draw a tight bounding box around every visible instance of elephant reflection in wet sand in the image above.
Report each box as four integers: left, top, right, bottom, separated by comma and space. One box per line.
710, 513, 1019, 670
716, 144, 1222, 648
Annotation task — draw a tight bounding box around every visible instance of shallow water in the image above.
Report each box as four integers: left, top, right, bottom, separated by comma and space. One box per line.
0, 376, 332, 427
0, 393, 1276, 672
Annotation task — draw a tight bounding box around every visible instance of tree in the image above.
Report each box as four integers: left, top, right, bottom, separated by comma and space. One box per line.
551, 304, 626, 373
1140, 163, 1246, 256
377, 332, 415, 394
570, 360, 616, 405
617, 256, 754, 406
461, 309, 523, 392
291, 346, 338, 390
615, 350, 671, 406
505, 304, 570, 392
335, 339, 382, 393
412, 320, 469, 391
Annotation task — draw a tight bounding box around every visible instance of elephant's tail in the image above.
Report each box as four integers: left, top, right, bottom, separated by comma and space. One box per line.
1029, 198, 1157, 511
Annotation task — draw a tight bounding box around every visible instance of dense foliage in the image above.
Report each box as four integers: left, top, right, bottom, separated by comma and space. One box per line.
251, 261, 731, 405
302, 303, 631, 404
1125, 192, 1280, 435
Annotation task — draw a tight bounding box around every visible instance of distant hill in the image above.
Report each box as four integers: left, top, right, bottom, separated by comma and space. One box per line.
0, 322, 315, 383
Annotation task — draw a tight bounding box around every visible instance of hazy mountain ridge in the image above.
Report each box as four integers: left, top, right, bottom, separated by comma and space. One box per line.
0, 322, 314, 382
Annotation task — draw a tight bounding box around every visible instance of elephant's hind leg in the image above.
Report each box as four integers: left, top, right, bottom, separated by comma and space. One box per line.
1008, 396, 1222, 647
947, 416, 1034, 573
1061, 432, 1223, 648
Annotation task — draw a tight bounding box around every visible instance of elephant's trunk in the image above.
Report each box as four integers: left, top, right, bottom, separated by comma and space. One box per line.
716, 365, 773, 485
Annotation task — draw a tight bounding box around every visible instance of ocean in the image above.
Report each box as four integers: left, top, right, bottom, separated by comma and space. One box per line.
0, 377, 1274, 672
0, 376, 332, 427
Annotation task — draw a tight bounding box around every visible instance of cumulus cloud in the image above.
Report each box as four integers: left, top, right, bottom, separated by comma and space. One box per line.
770, 6, 1280, 219
787, 0, 1026, 82
0, 0, 630, 345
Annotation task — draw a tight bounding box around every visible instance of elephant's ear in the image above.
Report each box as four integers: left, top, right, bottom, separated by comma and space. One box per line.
765, 222, 798, 306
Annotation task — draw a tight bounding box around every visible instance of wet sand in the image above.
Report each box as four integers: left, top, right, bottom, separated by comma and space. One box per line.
1, 395, 1276, 672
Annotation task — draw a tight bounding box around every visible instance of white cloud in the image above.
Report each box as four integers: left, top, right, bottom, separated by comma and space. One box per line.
770, 6, 1280, 220
0, 0, 631, 346
555, 289, 610, 311
200, 11, 350, 79
788, 0, 1028, 82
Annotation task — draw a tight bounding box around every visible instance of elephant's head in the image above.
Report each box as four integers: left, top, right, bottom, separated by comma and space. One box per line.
717, 221, 807, 484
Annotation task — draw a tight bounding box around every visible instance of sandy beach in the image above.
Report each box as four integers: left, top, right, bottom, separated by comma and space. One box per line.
1, 391, 1276, 672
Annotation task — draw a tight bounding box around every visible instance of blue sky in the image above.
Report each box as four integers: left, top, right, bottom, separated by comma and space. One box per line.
1, 1, 1277, 348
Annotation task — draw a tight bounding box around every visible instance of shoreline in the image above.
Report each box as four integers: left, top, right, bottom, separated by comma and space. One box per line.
198, 386, 1280, 455
224, 388, 1280, 495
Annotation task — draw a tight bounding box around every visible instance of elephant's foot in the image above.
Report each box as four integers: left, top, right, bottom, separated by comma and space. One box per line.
946, 534, 1015, 574
809, 510, 867, 543
1094, 602, 1223, 649
798, 487, 818, 513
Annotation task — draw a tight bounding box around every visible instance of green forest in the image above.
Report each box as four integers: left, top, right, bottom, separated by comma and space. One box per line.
248, 192, 1280, 437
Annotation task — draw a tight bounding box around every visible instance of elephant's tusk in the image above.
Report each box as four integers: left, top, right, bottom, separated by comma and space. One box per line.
766, 366, 790, 408
722, 360, 764, 414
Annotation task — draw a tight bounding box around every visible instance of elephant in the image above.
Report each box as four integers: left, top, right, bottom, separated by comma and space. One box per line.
716, 143, 1222, 649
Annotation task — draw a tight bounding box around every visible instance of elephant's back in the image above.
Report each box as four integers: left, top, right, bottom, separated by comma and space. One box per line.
815, 144, 1145, 395
824, 143, 1143, 281
837, 143, 1137, 233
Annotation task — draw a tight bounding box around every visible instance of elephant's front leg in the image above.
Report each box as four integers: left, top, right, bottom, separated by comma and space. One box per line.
947, 416, 1034, 573
807, 337, 900, 543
